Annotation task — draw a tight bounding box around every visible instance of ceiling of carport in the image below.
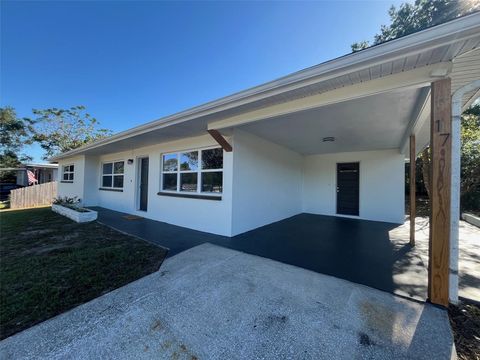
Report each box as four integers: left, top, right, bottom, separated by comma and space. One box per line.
238, 87, 426, 155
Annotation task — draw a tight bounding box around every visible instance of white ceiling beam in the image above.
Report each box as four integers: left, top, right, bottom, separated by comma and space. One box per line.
399, 87, 431, 154
208, 62, 452, 131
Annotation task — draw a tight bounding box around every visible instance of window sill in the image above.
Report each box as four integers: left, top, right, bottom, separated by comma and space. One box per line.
99, 188, 123, 192
157, 192, 222, 201
60, 180, 73, 183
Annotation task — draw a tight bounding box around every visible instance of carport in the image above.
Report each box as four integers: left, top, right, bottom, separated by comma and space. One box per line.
205, 16, 480, 307
95, 208, 428, 301
55, 13, 480, 308
92, 27, 480, 303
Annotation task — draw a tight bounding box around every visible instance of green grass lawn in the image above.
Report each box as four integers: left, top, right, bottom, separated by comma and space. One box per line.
0, 207, 168, 339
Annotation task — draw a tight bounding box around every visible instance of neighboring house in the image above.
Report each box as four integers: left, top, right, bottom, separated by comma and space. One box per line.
51, 14, 480, 306
0, 163, 58, 186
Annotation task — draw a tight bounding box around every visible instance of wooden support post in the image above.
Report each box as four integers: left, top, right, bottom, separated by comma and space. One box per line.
409, 135, 416, 247
428, 78, 451, 307
207, 129, 232, 152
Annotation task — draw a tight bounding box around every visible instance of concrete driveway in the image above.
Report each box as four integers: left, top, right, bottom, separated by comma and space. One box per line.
1, 244, 454, 359
93, 207, 480, 302
391, 216, 480, 301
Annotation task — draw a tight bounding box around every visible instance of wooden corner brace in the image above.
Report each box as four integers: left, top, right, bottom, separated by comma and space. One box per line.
207, 129, 232, 152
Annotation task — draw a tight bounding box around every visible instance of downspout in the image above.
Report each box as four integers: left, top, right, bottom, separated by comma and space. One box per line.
450, 79, 480, 304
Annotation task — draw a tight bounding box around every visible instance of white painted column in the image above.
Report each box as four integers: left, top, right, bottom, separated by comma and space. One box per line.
449, 80, 480, 303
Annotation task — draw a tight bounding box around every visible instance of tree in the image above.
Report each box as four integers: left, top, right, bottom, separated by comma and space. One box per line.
460, 104, 480, 210
0, 107, 33, 181
420, 148, 431, 198
353, 0, 480, 212
351, 41, 369, 53
29, 106, 112, 159
351, 0, 480, 52
0, 107, 33, 182
414, 105, 480, 211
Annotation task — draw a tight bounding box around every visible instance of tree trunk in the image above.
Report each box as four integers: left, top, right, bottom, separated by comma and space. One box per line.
421, 147, 431, 198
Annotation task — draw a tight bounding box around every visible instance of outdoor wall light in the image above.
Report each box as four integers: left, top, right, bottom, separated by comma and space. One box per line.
322, 137, 335, 142
127, 159, 134, 164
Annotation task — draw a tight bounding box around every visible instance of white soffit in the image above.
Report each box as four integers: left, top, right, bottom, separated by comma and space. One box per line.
238, 87, 424, 155
451, 48, 480, 108
410, 47, 480, 156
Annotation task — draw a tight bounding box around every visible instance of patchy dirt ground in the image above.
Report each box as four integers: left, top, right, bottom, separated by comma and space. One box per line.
449, 300, 480, 360
0, 207, 168, 339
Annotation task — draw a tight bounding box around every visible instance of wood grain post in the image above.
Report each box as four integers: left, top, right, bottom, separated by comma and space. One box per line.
409, 135, 416, 247
428, 78, 451, 307
207, 130, 232, 152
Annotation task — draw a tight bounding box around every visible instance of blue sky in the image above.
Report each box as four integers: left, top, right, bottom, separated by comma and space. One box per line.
1, 1, 405, 161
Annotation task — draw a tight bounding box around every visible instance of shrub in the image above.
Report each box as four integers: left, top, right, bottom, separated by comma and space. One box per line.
52, 196, 89, 212
52, 196, 80, 205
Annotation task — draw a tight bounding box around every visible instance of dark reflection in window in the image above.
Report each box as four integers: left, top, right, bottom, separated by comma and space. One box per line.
202, 148, 223, 169
102, 176, 112, 187
180, 173, 197, 192
201, 172, 222, 193
114, 162, 124, 174
163, 173, 177, 191
103, 163, 112, 174
113, 175, 124, 188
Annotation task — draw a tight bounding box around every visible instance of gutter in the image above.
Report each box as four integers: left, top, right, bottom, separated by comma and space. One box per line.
50, 12, 480, 162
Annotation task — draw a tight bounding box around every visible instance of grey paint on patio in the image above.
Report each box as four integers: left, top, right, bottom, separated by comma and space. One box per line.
0, 244, 454, 360
92, 207, 428, 301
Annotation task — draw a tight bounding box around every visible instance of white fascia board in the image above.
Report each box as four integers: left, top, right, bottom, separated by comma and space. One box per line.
208, 63, 451, 131
24, 163, 59, 168
50, 13, 480, 161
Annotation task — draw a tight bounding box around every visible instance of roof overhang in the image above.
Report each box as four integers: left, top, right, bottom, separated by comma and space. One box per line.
0, 164, 59, 171
50, 12, 480, 162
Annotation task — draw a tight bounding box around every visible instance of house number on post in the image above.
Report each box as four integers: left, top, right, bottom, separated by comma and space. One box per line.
429, 78, 452, 307
436, 120, 450, 146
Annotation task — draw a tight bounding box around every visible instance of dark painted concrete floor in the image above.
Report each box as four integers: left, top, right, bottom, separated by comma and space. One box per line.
92, 207, 417, 298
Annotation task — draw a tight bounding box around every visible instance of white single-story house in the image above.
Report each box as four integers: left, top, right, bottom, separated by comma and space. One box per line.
51, 13, 480, 307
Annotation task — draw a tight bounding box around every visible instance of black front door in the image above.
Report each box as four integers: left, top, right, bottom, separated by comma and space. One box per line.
336, 162, 359, 216
139, 158, 149, 211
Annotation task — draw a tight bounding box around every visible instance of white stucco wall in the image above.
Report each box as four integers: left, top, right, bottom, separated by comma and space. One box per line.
231, 129, 303, 236
58, 134, 233, 236
57, 156, 86, 204
56, 133, 404, 236
302, 149, 405, 224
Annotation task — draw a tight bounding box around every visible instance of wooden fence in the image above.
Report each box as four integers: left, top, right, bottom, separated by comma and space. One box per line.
10, 181, 57, 209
